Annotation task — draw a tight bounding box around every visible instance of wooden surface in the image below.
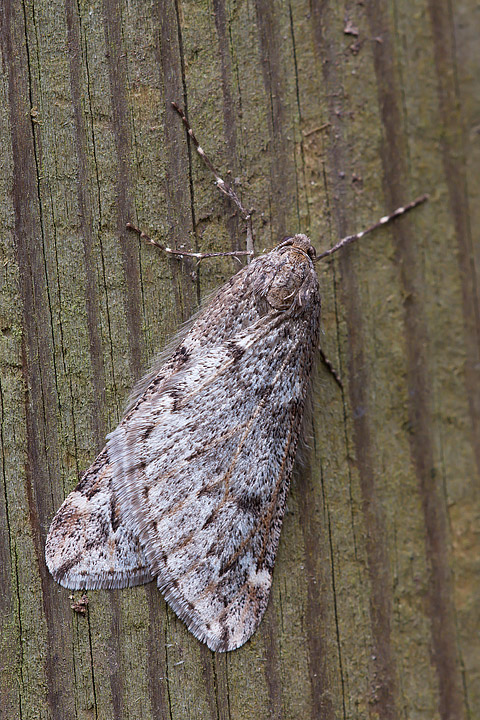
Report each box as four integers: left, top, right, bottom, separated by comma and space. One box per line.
0, 0, 478, 718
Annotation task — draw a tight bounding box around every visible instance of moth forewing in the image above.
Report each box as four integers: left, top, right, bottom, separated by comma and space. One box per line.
44, 445, 156, 590
46, 235, 320, 651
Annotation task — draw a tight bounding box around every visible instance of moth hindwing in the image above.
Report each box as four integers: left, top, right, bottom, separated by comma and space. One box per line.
46, 234, 321, 651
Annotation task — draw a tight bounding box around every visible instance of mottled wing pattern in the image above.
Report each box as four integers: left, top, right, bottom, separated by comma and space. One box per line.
108, 237, 320, 650
45, 448, 154, 589
46, 235, 320, 651
45, 273, 255, 589
45, 345, 200, 590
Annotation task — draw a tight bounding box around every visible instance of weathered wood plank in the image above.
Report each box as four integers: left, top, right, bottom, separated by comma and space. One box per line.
0, 0, 478, 718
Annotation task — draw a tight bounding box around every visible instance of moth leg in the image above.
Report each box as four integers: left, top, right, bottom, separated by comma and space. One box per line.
126, 223, 251, 262
319, 347, 343, 390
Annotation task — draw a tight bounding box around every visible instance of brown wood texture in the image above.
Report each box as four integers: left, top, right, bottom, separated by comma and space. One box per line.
0, 0, 478, 718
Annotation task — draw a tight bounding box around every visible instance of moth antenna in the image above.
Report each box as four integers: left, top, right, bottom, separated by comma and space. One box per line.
171, 101, 255, 257
316, 193, 429, 261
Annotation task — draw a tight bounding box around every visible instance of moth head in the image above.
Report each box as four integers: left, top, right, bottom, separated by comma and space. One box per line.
255, 234, 319, 313
277, 234, 317, 262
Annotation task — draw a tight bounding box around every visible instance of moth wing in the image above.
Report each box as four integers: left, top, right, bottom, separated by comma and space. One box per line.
109, 311, 318, 651
45, 448, 154, 590
45, 332, 198, 591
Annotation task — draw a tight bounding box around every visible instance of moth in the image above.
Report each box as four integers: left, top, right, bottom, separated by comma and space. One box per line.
46, 103, 427, 651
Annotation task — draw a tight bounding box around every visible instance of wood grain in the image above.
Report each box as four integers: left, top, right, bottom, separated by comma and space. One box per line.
0, 0, 478, 717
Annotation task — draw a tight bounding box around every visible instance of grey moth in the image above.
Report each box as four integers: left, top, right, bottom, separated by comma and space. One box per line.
46, 233, 321, 651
